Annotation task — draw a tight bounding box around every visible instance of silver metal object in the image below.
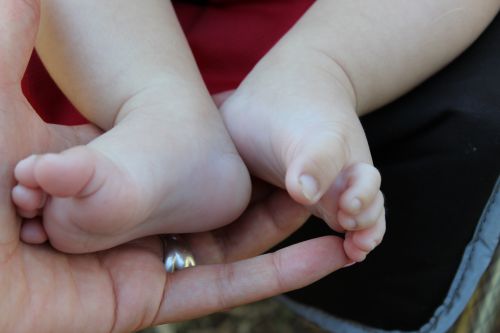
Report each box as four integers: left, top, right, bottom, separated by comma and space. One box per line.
161, 235, 196, 273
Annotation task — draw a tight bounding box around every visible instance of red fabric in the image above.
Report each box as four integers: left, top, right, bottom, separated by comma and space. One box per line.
21, 0, 313, 125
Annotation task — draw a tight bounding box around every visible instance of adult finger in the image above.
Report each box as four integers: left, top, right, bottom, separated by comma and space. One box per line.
154, 235, 348, 323
187, 188, 311, 264
0, 0, 41, 87
0, 0, 42, 252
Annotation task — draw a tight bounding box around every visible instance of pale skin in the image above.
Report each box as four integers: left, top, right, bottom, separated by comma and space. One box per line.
3, 1, 499, 332
220, 0, 500, 259
12, 0, 500, 262
12, 0, 376, 261
0, 3, 352, 332
13, 0, 253, 253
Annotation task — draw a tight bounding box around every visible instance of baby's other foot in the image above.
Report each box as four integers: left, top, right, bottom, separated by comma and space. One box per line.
13, 88, 251, 253
221, 50, 385, 262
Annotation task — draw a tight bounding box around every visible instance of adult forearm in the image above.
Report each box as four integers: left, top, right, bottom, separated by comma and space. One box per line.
37, 0, 205, 129
285, 0, 500, 115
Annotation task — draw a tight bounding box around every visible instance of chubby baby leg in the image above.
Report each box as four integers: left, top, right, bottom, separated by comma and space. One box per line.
220, 50, 385, 262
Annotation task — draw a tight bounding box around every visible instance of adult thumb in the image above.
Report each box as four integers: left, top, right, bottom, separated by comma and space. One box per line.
0, 0, 40, 87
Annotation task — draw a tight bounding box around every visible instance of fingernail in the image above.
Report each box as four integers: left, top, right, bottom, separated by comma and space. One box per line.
299, 174, 320, 203
343, 261, 356, 268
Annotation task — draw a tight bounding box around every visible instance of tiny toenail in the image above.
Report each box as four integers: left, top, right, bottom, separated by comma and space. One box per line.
350, 198, 362, 212
343, 261, 356, 268
299, 174, 320, 203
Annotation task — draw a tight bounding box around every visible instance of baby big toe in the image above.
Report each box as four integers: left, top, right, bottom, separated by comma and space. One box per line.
286, 134, 349, 206
34, 147, 97, 197
14, 155, 39, 187
11, 184, 46, 217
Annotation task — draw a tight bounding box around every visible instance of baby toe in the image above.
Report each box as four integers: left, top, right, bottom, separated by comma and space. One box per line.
12, 184, 46, 212
339, 191, 384, 230
286, 132, 350, 206
21, 218, 48, 244
351, 211, 386, 253
14, 155, 39, 187
339, 163, 381, 215
344, 232, 369, 262
34, 148, 97, 197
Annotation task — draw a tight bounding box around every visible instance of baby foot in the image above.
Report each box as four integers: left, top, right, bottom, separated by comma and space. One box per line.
221, 50, 385, 262
12, 87, 251, 253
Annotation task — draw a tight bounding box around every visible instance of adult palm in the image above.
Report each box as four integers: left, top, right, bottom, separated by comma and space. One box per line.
0, 1, 349, 332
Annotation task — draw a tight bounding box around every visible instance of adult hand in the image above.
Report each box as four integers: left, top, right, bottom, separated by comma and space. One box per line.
0, 1, 349, 331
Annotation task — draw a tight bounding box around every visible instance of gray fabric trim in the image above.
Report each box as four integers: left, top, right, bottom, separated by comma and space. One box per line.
280, 176, 500, 333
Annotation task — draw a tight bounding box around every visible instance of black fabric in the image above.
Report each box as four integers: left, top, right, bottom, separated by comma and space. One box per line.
283, 14, 500, 331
